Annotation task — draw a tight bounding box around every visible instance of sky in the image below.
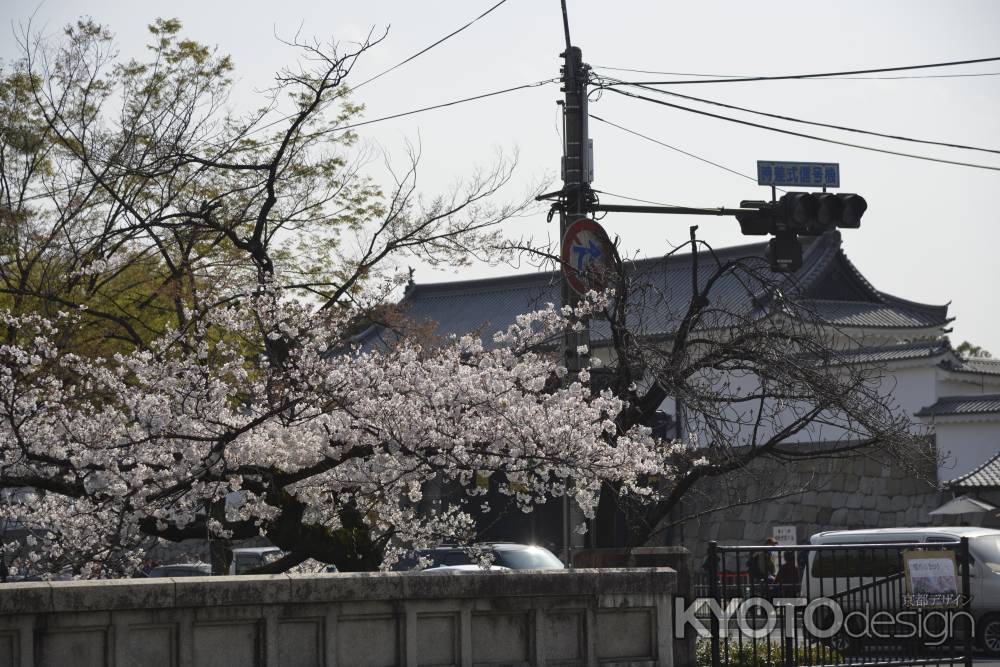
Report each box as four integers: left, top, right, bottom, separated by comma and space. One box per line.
2, 1, 999, 353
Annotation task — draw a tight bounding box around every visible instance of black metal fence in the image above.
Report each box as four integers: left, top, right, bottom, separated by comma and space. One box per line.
703, 539, 975, 667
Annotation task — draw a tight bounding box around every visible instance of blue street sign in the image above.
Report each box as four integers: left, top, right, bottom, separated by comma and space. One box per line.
561, 218, 619, 296
757, 161, 840, 188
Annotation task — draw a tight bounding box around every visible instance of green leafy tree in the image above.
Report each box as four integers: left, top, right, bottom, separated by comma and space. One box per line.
956, 340, 991, 359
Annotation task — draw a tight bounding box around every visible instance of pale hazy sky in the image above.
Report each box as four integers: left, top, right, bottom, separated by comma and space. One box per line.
3, 1, 999, 353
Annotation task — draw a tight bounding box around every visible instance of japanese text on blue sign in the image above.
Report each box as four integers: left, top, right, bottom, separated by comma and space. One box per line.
757, 161, 840, 188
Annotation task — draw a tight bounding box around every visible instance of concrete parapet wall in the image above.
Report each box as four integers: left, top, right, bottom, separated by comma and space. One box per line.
0, 568, 676, 667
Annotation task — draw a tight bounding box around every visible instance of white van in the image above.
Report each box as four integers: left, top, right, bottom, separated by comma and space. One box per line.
806, 526, 1000, 655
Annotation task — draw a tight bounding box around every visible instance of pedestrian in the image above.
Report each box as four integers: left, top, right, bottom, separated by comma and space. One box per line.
747, 537, 777, 596
774, 550, 800, 596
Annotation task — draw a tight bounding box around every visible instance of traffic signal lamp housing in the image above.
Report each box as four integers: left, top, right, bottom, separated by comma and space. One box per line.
781, 192, 867, 233
735, 192, 867, 272
736, 192, 867, 236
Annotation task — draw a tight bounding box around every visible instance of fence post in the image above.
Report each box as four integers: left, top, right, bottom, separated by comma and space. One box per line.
960, 536, 973, 667
708, 541, 720, 667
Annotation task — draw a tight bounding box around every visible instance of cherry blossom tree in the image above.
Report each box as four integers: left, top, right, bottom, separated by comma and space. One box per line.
0, 292, 677, 577
0, 18, 679, 577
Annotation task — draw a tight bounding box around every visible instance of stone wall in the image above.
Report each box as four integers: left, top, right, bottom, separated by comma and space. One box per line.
657, 442, 946, 563
0, 568, 676, 667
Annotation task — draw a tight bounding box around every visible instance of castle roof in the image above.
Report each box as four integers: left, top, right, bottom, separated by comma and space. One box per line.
358, 231, 950, 349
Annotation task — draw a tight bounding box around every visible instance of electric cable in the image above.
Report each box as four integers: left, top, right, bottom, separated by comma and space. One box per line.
591, 190, 683, 208
593, 65, 1000, 81
13, 79, 559, 205
603, 78, 1000, 155
334, 79, 557, 132
351, 0, 510, 93
589, 114, 770, 186
596, 56, 1000, 86
602, 87, 1000, 172
201, 1, 513, 144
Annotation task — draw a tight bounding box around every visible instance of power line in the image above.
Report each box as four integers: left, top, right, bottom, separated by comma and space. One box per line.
14, 80, 557, 205
13, 3, 529, 206
334, 79, 557, 132
589, 114, 772, 186
596, 56, 1000, 86
593, 65, 1000, 81
351, 0, 510, 93
603, 87, 1000, 172
208, 1, 513, 145
592, 190, 682, 208
605, 79, 1000, 156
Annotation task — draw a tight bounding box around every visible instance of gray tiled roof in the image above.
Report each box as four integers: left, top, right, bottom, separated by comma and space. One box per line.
939, 357, 1000, 377
361, 230, 951, 348
798, 297, 951, 330
948, 451, 1000, 489
835, 339, 953, 366
915, 394, 1000, 418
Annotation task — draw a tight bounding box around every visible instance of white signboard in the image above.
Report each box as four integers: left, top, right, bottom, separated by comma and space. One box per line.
903, 550, 958, 599
772, 525, 797, 545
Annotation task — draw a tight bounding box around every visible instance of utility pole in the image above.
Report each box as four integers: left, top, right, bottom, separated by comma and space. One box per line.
558, 36, 592, 561
559, 45, 591, 375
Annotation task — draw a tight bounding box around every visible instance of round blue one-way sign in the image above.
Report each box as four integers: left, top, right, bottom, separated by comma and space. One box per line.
560, 217, 619, 296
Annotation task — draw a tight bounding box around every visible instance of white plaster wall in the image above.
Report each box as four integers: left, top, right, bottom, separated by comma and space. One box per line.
881, 366, 940, 417
931, 419, 1000, 482
937, 376, 1000, 398
659, 363, 941, 447
651, 355, 1000, 484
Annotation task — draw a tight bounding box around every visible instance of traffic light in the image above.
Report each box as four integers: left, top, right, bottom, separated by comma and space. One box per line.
779, 192, 867, 234
735, 192, 867, 272
735, 200, 775, 235
736, 193, 867, 236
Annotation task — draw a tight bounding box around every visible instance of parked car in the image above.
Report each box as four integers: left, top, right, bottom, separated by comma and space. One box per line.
418, 564, 512, 574
391, 543, 565, 571
147, 563, 212, 577
229, 546, 284, 575
807, 526, 1000, 656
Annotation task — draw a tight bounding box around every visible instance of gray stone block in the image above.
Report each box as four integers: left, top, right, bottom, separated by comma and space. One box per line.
800, 506, 820, 523
0, 581, 52, 615
721, 521, 745, 541
50, 577, 176, 613
290, 571, 405, 604
175, 574, 292, 608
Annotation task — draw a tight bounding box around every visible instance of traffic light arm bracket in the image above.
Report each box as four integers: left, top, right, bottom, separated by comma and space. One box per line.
582, 202, 760, 217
